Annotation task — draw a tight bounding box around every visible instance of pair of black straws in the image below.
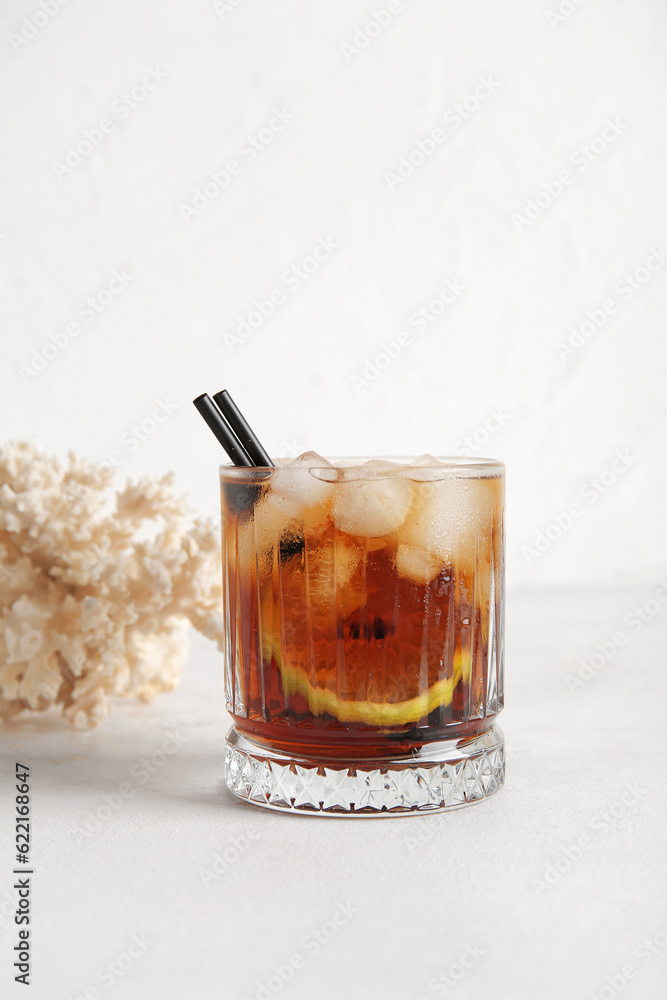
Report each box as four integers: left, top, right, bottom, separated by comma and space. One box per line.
193, 390, 273, 468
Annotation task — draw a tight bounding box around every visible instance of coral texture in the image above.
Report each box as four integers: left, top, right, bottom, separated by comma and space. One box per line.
0, 442, 223, 727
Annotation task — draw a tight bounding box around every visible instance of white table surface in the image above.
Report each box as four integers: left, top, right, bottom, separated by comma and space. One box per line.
1, 586, 666, 1000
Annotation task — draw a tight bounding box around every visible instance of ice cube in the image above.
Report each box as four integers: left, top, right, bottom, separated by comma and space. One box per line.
362, 459, 405, 477
229, 452, 333, 556
395, 543, 443, 585
232, 504, 274, 561
397, 477, 501, 573
331, 477, 414, 538
306, 535, 364, 616
402, 455, 448, 482
264, 451, 334, 522
289, 451, 333, 468
309, 466, 342, 483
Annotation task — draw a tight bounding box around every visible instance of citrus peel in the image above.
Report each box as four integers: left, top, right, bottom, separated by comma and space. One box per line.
268, 640, 470, 726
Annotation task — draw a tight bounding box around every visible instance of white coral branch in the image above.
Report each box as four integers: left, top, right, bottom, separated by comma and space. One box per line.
0, 441, 223, 727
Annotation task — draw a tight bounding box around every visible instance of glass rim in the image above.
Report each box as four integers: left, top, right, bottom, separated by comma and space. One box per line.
219, 456, 505, 478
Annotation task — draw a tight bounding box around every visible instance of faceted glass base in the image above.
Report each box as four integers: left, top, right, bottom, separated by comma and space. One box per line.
225, 725, 504, 817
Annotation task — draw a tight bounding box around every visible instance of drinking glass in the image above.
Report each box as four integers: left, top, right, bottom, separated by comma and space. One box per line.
221, 457, 505, 816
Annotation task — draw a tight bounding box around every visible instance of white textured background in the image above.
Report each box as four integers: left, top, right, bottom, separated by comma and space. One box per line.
2, 0, 666, 589
1, 6, 667, 1000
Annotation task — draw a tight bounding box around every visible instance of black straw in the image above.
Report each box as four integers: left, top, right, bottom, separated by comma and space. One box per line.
192, 393, 254, 466
212, 390, 273, 467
